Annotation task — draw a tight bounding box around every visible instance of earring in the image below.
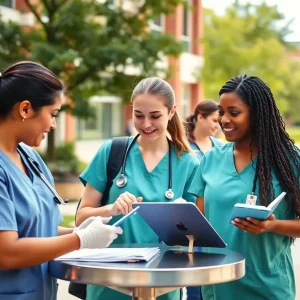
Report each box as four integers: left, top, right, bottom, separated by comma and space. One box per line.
22, 116, 26, 122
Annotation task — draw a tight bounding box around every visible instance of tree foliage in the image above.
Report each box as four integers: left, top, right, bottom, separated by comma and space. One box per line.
0, 0, 184, 159
201, 0, 300, 119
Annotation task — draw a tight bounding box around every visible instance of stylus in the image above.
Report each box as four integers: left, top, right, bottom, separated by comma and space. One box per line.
112, 206, 140, 227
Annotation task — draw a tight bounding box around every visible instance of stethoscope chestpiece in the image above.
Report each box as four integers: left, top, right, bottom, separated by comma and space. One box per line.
116, 174, 127, 188
165, 189, 174, 200
116, 135, 174, 200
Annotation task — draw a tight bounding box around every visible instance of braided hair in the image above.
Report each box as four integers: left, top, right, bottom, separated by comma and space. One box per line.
220, 74, 300, 217
185, 100, 218, 142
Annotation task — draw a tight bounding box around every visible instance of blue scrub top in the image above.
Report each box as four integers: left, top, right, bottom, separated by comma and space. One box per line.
80, 137, 200, 300
190, 137, 223, 160
189, 143, 296, 300
0, 144, 62, 300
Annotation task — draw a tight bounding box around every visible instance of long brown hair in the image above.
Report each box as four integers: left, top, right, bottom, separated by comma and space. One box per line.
131, 77, 192, 156
186, 100, 219, 142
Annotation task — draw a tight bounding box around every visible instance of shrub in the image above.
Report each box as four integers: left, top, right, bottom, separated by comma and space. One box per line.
41, 142, 88, 182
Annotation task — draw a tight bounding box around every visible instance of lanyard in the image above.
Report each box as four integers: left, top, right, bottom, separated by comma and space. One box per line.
245, 158, 259, 205
251, 158, 259, 195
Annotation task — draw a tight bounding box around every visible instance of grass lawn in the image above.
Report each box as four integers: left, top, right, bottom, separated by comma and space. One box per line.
287, 127, 300, 144
60, 215, 75, 228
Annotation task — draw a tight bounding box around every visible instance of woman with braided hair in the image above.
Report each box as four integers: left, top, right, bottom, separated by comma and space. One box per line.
189, 74, 300, 300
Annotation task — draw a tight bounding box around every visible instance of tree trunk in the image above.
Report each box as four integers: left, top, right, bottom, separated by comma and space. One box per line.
47, 130, 55, 161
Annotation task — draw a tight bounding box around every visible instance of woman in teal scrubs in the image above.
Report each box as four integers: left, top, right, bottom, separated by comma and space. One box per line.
185, 100, 223, 300
189, 75, 300, 300
77, 77, 200, 300
0, 62, 122, 300
186, 100, 223, 161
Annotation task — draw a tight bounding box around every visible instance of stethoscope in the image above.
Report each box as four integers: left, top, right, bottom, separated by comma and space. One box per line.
116, 134, 175, 200
17, 146, 68, 205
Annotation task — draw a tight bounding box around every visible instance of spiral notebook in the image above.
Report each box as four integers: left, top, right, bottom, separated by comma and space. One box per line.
55, 247, 160, 263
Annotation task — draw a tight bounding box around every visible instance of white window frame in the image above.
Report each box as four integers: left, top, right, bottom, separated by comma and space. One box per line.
181, 0, 191, 52
181, 83, 191, 118
0, 0, 15, 9
149, 14, 165, 33
77, 96, 123, 140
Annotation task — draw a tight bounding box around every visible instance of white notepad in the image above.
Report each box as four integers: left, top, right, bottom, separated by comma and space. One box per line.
55, 247, 160, 262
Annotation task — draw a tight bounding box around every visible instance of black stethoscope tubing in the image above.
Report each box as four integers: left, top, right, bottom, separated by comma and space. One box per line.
17, 146, 67, 205
250, 157, 259, 196
116, 134, 174, 200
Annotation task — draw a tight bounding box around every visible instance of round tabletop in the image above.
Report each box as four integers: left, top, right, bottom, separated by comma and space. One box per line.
49, 245, 245, 288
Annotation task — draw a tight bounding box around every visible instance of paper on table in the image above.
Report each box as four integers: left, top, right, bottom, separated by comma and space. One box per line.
55, 247, 160, 262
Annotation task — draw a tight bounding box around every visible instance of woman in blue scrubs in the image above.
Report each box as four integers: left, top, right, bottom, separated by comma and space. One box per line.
76, 77, 200, 300
0, 62, 122, 300
186, 100, 223, 162
189, 75, 300, 300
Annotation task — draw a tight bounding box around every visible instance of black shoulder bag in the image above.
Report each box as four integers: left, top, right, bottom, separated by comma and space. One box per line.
68, 136, 129, 299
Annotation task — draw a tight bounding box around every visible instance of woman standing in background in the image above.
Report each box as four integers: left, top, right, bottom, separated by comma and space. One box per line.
186, 100, 223, 161
185, 100, 223, 300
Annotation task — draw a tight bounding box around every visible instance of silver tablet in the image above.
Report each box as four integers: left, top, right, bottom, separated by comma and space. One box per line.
132, 202, 226, 248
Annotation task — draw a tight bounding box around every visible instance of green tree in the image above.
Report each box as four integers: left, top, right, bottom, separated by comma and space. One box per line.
201, 0, 299, 116
0, 0, 184, 160
279, 60, 300, 122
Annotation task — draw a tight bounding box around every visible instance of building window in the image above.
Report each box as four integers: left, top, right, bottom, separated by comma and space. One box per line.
77, 97, 123, 140
0, 0, 13, 8
181, 84, 190, 118
107, 0, 114, 7
150, 14, 164, 35
182, 1, 191, 52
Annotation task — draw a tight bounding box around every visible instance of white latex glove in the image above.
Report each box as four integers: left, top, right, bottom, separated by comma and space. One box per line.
74, 216, 123, 249
73, 216, 111, 232
174, 197, 187, 203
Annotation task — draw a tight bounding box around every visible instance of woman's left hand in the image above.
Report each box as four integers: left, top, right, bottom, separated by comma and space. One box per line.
232, 214, 277, 234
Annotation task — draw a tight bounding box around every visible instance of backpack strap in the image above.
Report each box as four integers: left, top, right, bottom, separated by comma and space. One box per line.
75, 136, 129, 220
101, 136, 129, 206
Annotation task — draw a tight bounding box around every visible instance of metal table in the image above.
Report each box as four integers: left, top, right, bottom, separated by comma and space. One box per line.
50, 245, 245, 300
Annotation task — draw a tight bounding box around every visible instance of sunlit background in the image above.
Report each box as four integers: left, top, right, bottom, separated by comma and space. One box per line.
0, 0, 299, 299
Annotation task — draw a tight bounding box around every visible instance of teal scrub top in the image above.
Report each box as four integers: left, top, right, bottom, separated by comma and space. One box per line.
0, 144, 62, 300
80, 137, 199, 300
189, 143, 296, 300
190, 137, 224, 160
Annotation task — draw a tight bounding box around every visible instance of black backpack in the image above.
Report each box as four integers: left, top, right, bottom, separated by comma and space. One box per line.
68, 136, 129, 299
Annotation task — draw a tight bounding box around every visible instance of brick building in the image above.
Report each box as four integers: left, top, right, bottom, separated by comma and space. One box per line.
0, 0, 204, 154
